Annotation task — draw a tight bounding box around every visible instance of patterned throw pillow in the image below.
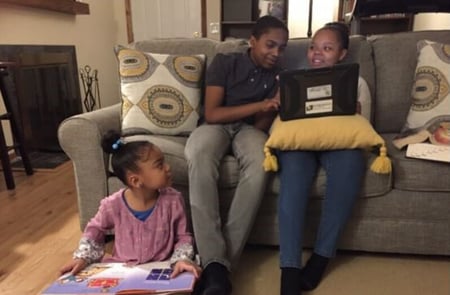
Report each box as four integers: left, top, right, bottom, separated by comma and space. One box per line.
393, 40, 450, 149
116, 46, 205, 136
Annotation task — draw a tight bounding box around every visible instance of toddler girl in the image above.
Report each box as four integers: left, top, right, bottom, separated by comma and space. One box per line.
60, 130, 201, 279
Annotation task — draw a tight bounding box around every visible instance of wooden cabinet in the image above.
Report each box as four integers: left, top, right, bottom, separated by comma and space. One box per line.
0, 45, 82, 152
338, 0, 414, 36
350, 14, 414, 35
221, 0, 288, 40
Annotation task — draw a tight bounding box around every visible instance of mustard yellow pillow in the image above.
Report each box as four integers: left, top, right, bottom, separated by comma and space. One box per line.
263, 114, 391, 174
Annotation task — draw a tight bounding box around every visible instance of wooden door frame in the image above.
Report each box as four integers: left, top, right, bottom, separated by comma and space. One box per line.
125, 0, 206, 43
125, 0, 134, 43
201, 0, 206, 37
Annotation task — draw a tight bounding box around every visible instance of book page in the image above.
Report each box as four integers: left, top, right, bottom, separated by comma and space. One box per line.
406, 143, 450, 163
42, 261, 194, 294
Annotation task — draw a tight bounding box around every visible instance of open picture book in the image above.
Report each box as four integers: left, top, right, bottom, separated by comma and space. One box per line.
41, 261, 195, 295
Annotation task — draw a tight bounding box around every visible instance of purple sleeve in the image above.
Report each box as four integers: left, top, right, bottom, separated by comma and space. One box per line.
82, 196, 115, 242
169, 192, 195, 264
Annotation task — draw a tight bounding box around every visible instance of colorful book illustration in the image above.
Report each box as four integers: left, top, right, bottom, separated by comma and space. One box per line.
41, 261, 195, 295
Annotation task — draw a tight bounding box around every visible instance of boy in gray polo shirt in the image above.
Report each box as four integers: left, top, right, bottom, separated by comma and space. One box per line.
185, 15, 289, 295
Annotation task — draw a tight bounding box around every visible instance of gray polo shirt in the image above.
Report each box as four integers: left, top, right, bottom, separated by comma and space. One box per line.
205, 51, 281, 108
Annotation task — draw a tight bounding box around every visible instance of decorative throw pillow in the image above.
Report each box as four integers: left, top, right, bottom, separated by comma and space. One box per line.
263, 114, 391, 174
115, 46, 206, 136
392, 40, 450, 149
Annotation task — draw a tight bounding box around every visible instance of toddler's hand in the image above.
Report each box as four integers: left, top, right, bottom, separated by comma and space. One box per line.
59, 258, 87, 276
171, 259, 202, 279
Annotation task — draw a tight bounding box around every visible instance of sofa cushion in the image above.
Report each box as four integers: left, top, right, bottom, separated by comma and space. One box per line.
369, 30, 450, 133
214, 39, 249, 55
116, 46, 206, 136
393, 40, 450, 149
384, 133, 450, 192
132, 38, 218, 67
106, 132, 392, 199
131, 38, 249, 67
109, 134, 240, 189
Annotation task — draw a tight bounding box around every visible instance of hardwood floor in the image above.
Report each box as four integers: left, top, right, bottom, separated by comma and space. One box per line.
0, 161, 449, 295
0, 162, 81, 295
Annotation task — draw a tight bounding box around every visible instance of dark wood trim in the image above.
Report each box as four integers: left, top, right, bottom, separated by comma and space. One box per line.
201, 0, 207, 37
125, 0, 134, 43
338, 0, 344, 22
0, 0, 89, 15
338, 0, 356, 22
0, 45, 83, 152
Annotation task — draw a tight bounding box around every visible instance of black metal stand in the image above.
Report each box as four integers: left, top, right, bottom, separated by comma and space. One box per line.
80, 65, 101, 112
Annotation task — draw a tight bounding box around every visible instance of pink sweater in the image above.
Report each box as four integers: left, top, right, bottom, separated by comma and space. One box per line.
79, 187, 194, 264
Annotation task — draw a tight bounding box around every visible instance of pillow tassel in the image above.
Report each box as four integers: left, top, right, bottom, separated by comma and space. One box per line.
370, 144, 392, 174
263, 147, 278, 172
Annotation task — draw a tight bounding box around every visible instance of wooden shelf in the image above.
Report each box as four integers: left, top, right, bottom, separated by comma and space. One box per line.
350, 14, 414, 35
221, 21, 256, 25
0, 0, 90, 15
220, 0, 288, 40
359, 16, 411, 22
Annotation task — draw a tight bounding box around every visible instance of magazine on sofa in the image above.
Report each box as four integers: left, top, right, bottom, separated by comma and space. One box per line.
41, 261, 195, 295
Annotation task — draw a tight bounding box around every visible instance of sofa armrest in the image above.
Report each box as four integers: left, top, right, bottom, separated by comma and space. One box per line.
58, 103, 121, 231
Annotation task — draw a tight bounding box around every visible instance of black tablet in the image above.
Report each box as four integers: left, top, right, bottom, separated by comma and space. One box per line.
279, 63, 359, 121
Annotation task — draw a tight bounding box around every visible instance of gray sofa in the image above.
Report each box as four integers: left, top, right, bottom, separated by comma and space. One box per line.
59, 30, 450, 256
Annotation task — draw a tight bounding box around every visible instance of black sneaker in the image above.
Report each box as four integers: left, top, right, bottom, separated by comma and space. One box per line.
299, 253, 329, 291
201, 262, 232, 295
192, 276, 205, 295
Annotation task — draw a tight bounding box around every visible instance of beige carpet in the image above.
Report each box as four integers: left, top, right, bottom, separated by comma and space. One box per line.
231, 245, 449, 295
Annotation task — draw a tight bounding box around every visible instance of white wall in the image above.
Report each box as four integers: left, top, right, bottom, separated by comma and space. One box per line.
131, 0, 201, 40
413, 13, 450, 31
0, 0, 128, 144
206, 0, 221, 40
0, 0, 128, 110
288, 0, 339, 38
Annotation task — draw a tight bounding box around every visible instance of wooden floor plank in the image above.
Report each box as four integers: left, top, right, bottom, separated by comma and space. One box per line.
0, 161, 81, 295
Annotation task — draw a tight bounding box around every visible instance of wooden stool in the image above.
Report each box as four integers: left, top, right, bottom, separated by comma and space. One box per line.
0, 61, 33, 190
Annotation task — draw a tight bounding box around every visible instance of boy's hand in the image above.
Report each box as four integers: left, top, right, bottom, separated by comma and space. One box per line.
261, 98, 280, 112
273, 85, 281, 103
59, 258, 87, 276
171, 260, 202, 279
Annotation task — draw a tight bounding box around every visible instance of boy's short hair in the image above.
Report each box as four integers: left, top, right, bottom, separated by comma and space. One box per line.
251, 15, 289, 39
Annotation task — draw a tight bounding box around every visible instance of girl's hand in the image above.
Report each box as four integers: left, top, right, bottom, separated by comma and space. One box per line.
171, 260, 202, 279
59, 258, 87, 276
